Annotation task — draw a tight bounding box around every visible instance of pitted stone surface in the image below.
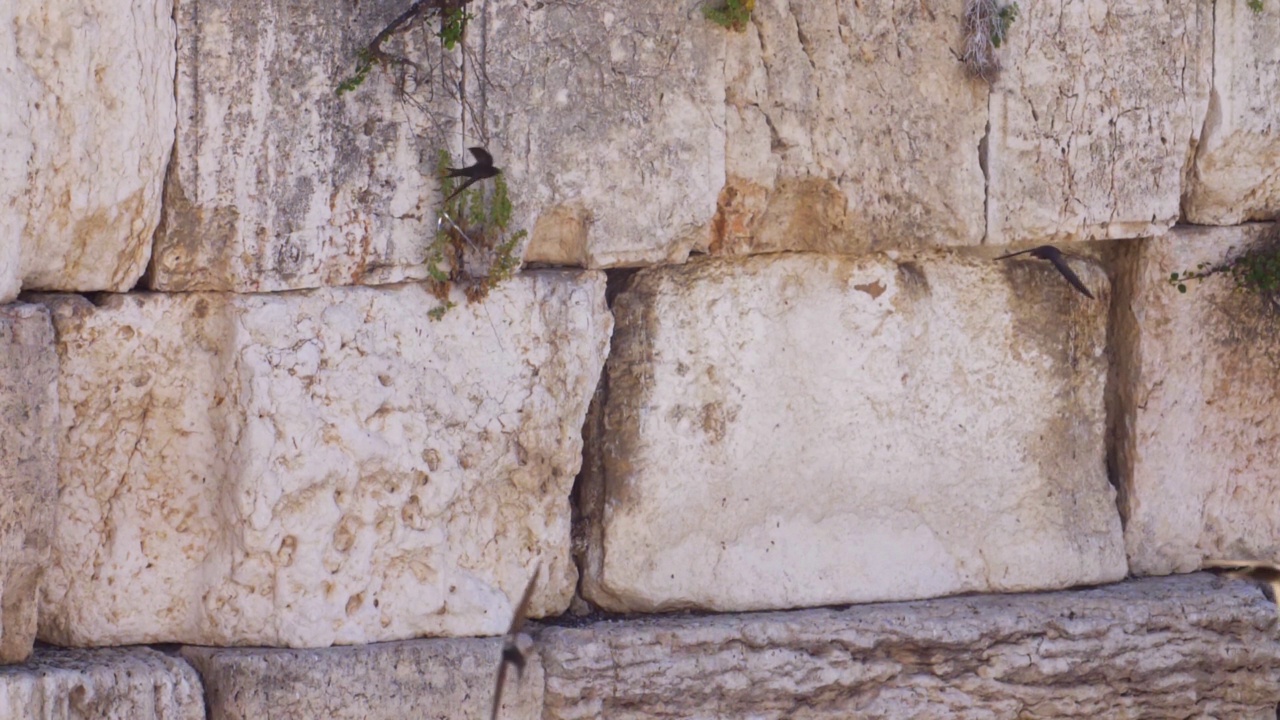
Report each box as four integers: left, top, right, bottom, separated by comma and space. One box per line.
1116, 225, 1280, 575
1183, 3, 1280, 224
0, 0, 175, 300
37, 272, 611, 647
584, 252, 1124, 613
713, 1, 987, 255
184, 637, 541, 720
485, 0, 725, 268
543, 574, 1280, 719
0, 646, 203, 720
986, 0, 1212, 244
0, 305, 57, 664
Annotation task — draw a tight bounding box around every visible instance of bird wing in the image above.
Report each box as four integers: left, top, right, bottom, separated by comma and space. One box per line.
469, 146, 494, 167
1045, 253, 1096, 299
1207, 559, 1280, 582
993, 248, 1037, 260
490, 659, 508, 720
507, 564, 541, 636
442, 175, 481, 206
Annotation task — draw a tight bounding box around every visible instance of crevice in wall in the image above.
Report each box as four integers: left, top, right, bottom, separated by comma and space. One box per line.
1102, 238, 1143, 529
565, 267, 638, 619
979, 102, 992, 244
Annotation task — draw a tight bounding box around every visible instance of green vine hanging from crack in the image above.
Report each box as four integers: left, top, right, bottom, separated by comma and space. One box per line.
1169, 236, 1280, 313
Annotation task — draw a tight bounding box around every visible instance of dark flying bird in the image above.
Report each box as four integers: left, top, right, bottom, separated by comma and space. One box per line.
443, 146, 500, 206
1207, 559, 1280, 614
995, 245, 1095, 299
491, 564, 540, 720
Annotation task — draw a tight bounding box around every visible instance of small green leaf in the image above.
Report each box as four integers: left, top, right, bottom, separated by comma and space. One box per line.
1178, 284, 1187, 293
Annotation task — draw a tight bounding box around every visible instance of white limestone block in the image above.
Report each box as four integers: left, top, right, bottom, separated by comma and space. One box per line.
485, 0, 726, 268
1183, 3, 1280, 224
0, 646, 203, 720
152, 0, 457, 292
583, 252, 1126, 613
987, 0, 1212, 244
0, 0, 175, 299
37, 272, 611, 647
1117, 224, 1280, 574
0, 305, 58, 664
712, 1, 987, 255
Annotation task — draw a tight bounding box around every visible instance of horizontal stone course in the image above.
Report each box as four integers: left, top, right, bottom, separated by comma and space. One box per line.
0, 646, 203, 720
541, 574, 1280, 719
37, 272, 611, 648
584, 251, 1125, 613
185, 637, 541, 720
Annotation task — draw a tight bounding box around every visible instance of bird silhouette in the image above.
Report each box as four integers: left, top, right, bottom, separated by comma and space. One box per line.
1206, 560, 1280, 614
491, 564, 539, 720
995, 245, 1095, 299
443, 146, 500, 206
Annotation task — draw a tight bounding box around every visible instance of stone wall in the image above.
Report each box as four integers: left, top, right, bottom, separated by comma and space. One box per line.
2, 0, 1280, 717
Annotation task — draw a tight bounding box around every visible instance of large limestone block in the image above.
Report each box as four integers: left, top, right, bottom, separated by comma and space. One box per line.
152, 0, 456, 292
987, 0, 1212, 244
486, 0, 725, 268
543, 574, 1280, 719
1183, 3, 1280, 224
712, 1, 987, 256
1117, 225, 1280, 574
0, 0, 176, 301
0, 305, 58, 664
0, 646, 204, 720
38, 271, 612, 647
184, 637, 541, 720
583, 253, 1125, 613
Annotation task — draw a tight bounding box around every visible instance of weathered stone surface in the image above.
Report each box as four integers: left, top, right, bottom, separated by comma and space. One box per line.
543, 574, 1280, 719
152, 0, 457, 292
0, 646, 204, 720
0, 0, 175, 300
184, 637, 541, 720
0, 305, 57, 664
583, 252, 1125, 613
987, 0, 1212, 244
712, 1, 987, 256
1116, 225, 1280, 575
1183, 3, 1280, 224
486, 0, 725, 268
37, 272, 611, 647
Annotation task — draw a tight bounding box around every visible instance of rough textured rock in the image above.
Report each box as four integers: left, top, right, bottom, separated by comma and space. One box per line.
987, 0, 1211, 244
543, 574, 1280, 719
486, 0, 725, 268
0, 646, 204, 719
583, 252, 1125, 613
1183, 3, 1280, 224
712, 1, 987, 256
184, 637, 541, 720
37, 272, 612, 647
1116, 225, 1280, 575
151, 0, 457, 292
0, 305, 57, 664
0, 0, 176, 300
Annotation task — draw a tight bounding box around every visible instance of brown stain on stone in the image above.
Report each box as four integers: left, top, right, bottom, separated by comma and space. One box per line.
527, 204, 593, 267
149, 154, 240, 291
854, 280, 886, 299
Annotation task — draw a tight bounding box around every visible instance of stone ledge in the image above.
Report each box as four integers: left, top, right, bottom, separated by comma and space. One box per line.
0, 646, 203, 720
184, 638, 540, 720
541, 574, 1280, 719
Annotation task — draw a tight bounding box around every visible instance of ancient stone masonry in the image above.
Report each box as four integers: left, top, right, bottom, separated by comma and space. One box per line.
4, 0, 1280, 716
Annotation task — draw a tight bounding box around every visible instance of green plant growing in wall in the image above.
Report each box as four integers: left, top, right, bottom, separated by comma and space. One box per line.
1248, 0, 1264, 13
962, 0, 1020, 81
1169, 238, 1280, 311
426, 150, 527, 319
703, 0, 754, 31
337, 0, 475, 96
